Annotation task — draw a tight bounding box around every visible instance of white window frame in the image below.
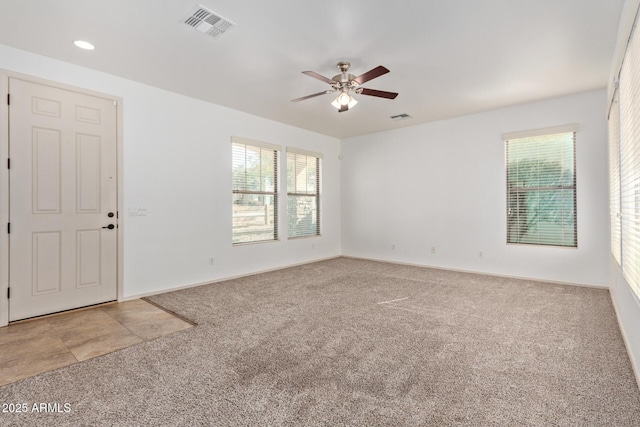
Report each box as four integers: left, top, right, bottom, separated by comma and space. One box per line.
503, 124, 579, 248
609, 88, 622, 266
231, 137, 281, 245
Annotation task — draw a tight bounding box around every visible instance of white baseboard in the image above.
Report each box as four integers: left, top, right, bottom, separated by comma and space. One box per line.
126, 254, 607, 302
341, 255, 608, 290
122, 255, 342, 301
610, 293, 640, 391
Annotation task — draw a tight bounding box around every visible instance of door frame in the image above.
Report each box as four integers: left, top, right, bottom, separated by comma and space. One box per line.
0, 70, 124, 327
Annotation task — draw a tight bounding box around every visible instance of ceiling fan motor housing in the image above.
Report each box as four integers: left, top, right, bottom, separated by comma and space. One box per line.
332, 74, 357, 85
332, 62, 357, 87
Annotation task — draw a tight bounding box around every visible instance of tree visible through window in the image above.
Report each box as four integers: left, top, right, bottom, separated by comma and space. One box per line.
232, 138, 279, 244
505, 130, 577, 247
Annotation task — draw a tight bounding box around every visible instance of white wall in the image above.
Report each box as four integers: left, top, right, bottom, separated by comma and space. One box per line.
0, 43, 341, 304
341, 90, 610, 287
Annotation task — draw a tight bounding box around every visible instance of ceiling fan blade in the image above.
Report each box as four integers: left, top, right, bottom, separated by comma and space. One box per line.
359, 88, 398, 99
339, 104, 348, 113
353, 66, 390, 85
302, 70, 334, 84
291, 91, 331, 103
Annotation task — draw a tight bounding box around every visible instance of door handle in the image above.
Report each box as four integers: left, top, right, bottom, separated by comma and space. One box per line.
102, 224, 115, 230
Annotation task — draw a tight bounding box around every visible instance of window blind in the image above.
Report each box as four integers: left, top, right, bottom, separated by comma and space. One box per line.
609, 88, 622, 266
286, 148, 321, 238
231, 137, 280, 244
619, 18, 640, 298
505, 131, 577, 247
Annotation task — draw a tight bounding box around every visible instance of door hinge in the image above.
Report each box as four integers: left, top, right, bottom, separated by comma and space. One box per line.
7, 223, 10, 234
7, 158, 10, 169
7, 287, 9, 299
6, 93, 9, 105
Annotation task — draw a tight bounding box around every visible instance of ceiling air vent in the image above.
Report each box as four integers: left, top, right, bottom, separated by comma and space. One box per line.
183, 5, 236, 39
390, 113, 413, 121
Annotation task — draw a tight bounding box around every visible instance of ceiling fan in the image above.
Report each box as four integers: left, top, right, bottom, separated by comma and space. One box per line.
291, 61, 398, 112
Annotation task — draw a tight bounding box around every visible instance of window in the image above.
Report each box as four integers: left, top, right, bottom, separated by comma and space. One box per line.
617, 15, 640, 299
232, 137, 280, 244
287, 148, 321, 238
504, 126, 578, 247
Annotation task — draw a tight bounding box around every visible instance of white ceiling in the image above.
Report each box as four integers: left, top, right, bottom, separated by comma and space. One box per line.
0, 0, 624, 139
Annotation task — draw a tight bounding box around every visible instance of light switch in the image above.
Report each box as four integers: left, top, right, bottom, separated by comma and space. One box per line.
129, 207, 147, 216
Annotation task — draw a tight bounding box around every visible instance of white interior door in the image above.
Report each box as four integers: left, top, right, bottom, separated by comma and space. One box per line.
8, 78, 117, 321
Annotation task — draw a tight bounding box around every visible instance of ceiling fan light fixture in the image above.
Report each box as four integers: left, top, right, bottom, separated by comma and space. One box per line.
337, 91, 351, 106
332, 93, 357, 110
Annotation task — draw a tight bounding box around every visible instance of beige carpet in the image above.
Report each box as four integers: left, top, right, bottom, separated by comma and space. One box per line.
1, 257, 639, 426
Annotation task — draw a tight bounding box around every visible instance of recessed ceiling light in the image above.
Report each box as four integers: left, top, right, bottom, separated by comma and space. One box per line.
73, 40, 95, 50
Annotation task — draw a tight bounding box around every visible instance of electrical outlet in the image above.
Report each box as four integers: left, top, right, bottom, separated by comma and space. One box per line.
478, 251, 483, 258
431, 246, 436, 254
391, 244, 396, 250
209, 257, 215, 266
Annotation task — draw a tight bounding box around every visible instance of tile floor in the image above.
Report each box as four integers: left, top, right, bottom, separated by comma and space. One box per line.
0, 299, 193, 386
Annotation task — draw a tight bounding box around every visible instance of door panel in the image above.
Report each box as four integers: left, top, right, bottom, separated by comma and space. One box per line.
77, 133, 102, 213
9, 78, 117, 321
32, 127, 62, 213
76, 229, 101, 288
32, 231, 61, 295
